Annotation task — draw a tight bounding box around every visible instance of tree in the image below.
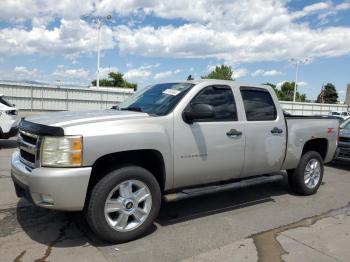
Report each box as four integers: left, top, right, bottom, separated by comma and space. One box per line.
201, 65, 234, 80
316, 83, 338, 104
262, 82, 307, 102
91, 71, 137, 90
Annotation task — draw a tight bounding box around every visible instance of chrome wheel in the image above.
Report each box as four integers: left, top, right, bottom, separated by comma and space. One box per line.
304, 159, 321, 189
104, 180, 152, 232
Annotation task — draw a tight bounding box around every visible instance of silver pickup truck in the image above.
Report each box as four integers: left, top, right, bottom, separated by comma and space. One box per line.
11, 80, 338, 243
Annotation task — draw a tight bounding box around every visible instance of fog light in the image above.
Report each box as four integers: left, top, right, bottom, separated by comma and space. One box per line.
40, 194, 54, 205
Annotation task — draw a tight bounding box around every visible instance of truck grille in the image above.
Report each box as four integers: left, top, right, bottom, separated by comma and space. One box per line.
339, 137, 350, 143
18, 130, 39, 169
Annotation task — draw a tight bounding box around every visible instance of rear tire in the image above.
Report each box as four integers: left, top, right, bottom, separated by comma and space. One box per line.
85, 166, 161, 243
287, 151, 324, 195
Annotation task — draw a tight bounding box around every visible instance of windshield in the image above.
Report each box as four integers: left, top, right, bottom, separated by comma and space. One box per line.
117, 83, 194, 116
340, 118, 350, 129
0, 96, 13, 107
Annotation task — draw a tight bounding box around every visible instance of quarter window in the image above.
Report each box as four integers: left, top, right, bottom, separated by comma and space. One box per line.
240, 89, 277, 121
189, 85, 237, 121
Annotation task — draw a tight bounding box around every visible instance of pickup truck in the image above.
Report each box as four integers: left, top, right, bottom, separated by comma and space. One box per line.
11, 80, 338, 243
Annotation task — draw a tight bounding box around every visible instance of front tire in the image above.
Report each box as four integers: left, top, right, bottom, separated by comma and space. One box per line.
85, 166, 161, 243
287, 151, 324, 195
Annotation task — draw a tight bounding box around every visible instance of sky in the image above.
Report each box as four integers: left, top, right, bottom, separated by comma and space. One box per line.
0, 0, 349, 101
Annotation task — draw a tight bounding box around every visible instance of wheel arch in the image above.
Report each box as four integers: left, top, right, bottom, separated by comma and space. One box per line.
302, 138, 328, 160
86, 149, 166, 201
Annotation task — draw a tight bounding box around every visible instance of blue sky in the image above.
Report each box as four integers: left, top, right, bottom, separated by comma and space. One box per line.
0, 0, 349, 101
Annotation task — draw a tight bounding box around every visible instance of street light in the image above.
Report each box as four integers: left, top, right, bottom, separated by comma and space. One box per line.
93, 15, 112, 88
289, 58, 309, 102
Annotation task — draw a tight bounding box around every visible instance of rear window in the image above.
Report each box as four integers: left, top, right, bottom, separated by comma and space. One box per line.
240, 88, 277, 121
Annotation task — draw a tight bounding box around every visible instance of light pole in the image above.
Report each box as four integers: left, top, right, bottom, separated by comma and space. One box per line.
96, 19, 101, 88
289, 58, 309, 102
94, 15, 112, 88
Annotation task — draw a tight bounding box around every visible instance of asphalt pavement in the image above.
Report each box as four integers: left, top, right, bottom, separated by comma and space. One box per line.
0, 137, 350, 262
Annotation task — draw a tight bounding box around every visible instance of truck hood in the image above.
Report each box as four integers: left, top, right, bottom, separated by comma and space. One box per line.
25, 110, 150, 128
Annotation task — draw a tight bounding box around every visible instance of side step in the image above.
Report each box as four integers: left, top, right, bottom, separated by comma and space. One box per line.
163, 174, 283, 202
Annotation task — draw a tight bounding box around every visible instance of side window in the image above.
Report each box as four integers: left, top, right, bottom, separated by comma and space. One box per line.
190, 85, 237, 121
240, 88, 277, 121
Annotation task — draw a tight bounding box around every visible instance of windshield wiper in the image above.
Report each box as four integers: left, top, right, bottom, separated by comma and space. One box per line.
120, 106, 143, 112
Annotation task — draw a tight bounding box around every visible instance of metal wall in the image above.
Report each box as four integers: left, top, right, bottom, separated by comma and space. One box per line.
0, 82, 134, 111
1, 82, 348, 115
280, 101, 348, 115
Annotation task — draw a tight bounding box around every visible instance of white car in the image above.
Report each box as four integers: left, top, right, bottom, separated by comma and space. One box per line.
0, 94, 19, 139
329, 111, 350, 120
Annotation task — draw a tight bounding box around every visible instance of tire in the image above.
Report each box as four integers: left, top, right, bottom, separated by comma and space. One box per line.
287, 151, 324, 195
85, 166, 161, 243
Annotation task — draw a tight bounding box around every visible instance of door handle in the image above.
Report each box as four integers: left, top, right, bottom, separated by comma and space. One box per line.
271, 127, 283, 134
226, 129, 242, 137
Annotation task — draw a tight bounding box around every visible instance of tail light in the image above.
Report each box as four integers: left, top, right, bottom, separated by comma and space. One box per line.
337, 127, 340, 144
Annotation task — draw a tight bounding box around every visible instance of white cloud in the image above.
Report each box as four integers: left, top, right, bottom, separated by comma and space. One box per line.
232, 68, 248, 79
115, 22, 350, 63
98, 67, 119, 78
0, 19, 114, 58
53, 67, 89, 79
124, 68, 151, 81
0, 0, 93, 25
276, 80, 307, 89
139, 63, 160, 70
297, 81, 307, 87
292, 2, 330, 19
14, 66, 39, 75
0, 0, 350, 64
154, 69, 181, 79
252, 69, 282, 77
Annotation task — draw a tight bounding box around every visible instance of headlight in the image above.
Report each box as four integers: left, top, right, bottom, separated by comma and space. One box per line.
41, 136, 82, 167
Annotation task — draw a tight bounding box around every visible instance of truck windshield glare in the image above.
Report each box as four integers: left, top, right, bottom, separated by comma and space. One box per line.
118, 82, 194, 116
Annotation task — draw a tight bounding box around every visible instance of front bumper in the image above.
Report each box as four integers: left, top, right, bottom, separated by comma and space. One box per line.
337, 147, 350, 160
11, 151, 92, 211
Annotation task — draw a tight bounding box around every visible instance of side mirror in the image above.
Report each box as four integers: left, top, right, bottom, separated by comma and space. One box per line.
183, 103, 215, 124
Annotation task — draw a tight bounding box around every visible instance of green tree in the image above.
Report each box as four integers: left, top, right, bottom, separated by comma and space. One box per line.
201, 65, 234, 80
262, 82, 307, 102
316, 83, 338, 104
91, 71, 137, 90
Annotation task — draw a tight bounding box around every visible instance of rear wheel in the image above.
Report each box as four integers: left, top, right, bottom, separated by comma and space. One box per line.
85, 166, 161, 243
287, 151, 324, 195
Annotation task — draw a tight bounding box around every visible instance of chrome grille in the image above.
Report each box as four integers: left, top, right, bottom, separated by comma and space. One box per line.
339, 137, 350, 143
18, 130, 39, 169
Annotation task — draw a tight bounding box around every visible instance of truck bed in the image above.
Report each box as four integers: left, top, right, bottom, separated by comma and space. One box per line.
282, 116, 339, 170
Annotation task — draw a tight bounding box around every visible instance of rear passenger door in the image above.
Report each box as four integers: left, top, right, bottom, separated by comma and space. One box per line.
240, 87, 287, 177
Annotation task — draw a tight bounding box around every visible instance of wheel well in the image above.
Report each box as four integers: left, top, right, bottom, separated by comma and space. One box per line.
302, 138, 328, 160
87, 150, 166, 197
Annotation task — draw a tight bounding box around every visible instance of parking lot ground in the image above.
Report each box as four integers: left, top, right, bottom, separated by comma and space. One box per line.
1, 138, 350, 262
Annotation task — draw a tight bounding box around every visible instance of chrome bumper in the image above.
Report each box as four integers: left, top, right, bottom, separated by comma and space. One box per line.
11, 151, 92, 211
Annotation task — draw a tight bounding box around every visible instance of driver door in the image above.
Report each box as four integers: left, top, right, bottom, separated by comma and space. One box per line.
173, 85, 245, 188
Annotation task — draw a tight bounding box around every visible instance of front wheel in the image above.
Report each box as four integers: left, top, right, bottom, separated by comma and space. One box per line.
287, 151, 324, 195
85, 166, 161, 243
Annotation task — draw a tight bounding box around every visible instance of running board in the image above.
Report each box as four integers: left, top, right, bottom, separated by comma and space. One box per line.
163, 174, 283, 202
